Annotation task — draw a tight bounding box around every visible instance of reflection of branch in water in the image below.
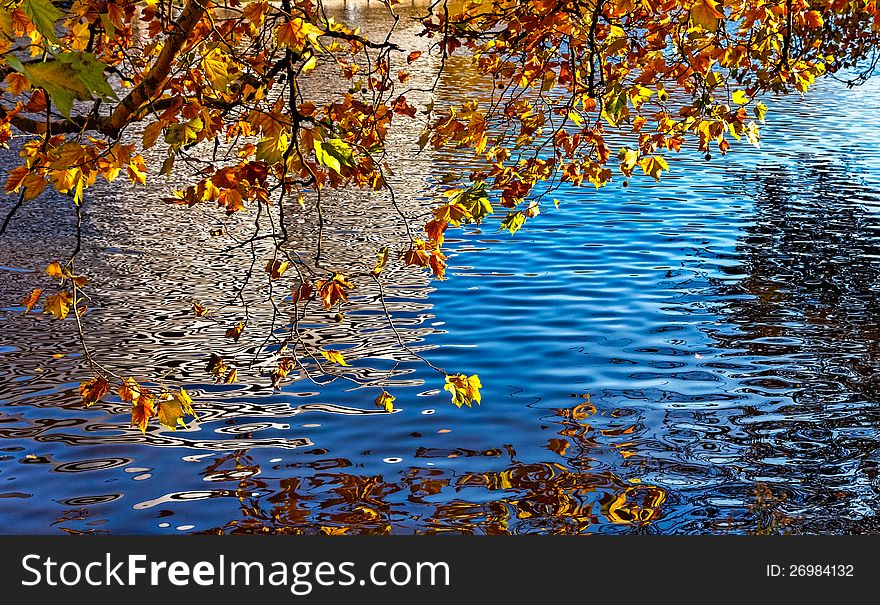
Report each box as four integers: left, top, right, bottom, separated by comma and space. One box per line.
697, 156, 880, 532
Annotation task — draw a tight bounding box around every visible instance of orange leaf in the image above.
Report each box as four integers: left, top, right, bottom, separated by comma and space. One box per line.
316, 273, 353, 310
131, 391, 156, 434
118, 377, 141, 403
79, 376, 110, 407
45, 261, 64, 278
21, 288, 42, 314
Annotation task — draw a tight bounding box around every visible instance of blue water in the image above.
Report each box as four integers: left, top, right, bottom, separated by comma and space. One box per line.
2, 57, 880, 533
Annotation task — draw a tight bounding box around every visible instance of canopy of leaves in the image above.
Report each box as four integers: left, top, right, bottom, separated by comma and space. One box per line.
1, 0, 877, 428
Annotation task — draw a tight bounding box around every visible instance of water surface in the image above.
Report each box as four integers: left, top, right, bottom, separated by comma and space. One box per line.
1, 5, 880, 534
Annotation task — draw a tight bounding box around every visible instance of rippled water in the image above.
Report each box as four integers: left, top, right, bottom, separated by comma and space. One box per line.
2, 5, 880, 534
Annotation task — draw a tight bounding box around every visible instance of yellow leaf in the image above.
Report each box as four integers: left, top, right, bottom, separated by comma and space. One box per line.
225, 322, 245, 341
639, 155, 669, 181
276, 18, 324, 53
175, 388, 196, 417
43, 291, 72, 320
118, 377, 141, 403
732, 90, 749, 105
374, 391, 395, 413
321, 350, 349, 366
201, 50, 235, 91
372, 247, 390, 276
22, 172, 47, 201
444, 373, 482, 408
157, 395, 186, 430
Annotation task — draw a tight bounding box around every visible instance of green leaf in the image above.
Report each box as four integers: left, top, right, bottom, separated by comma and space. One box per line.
255, 132, 289, 164
452, 181, 493, 223
754, 101, 767, 123
22, 0, 64, 45
500, 211, 525, 235
165, 118, 203, 148
8, 52, 117, 118
314, 137, 355, 175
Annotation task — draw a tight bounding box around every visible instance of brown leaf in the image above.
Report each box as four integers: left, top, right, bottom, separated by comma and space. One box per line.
225, 322, 245, 341
79, 376, 110, 407
265, 259, 289, 279
291, 281, 313, 303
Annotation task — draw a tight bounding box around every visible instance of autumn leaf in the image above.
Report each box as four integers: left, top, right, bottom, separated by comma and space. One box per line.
690, 0, 724, 30
444, 374, 483, 408
22, 173, 47, 201
201, 50, 236, 91
225, 322, 245, 341
44, 291, 73, 320
276, 18, 324, 53
206, 353, 228, 379
321, 350, 349, 366
317, 273, 354, 309
224, 368, 238, 384
407, 51, 422, 64
640, 155, 669, 181
265, 259, 289, 279
22, 0, 64, 45
45, 261, 64, 278
192, 302, 208, 317
131, 390, 156, 434
428, 248, 447, 280
157, 395, 186, 430
374, 391, 395, 413
118, 377, 141, 403
425, 218, 448, 244
292, 281, 314, 303
175, 388, 196, 418
500, 211, 526, 235
314, 137, 355, 175
21, 289, 42, 314
372, 247, 390, 276
270, 358, 295, 388
79, 376, 109, 407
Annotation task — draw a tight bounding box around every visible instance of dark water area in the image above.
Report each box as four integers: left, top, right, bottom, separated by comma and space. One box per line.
2, 4, 880, 534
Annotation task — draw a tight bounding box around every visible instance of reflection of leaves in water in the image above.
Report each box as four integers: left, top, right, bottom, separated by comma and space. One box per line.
191, 401, 667, 535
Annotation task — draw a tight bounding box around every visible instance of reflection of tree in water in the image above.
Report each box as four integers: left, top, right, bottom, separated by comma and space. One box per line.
706, 156, 880, 533
193, 401, 667, 535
